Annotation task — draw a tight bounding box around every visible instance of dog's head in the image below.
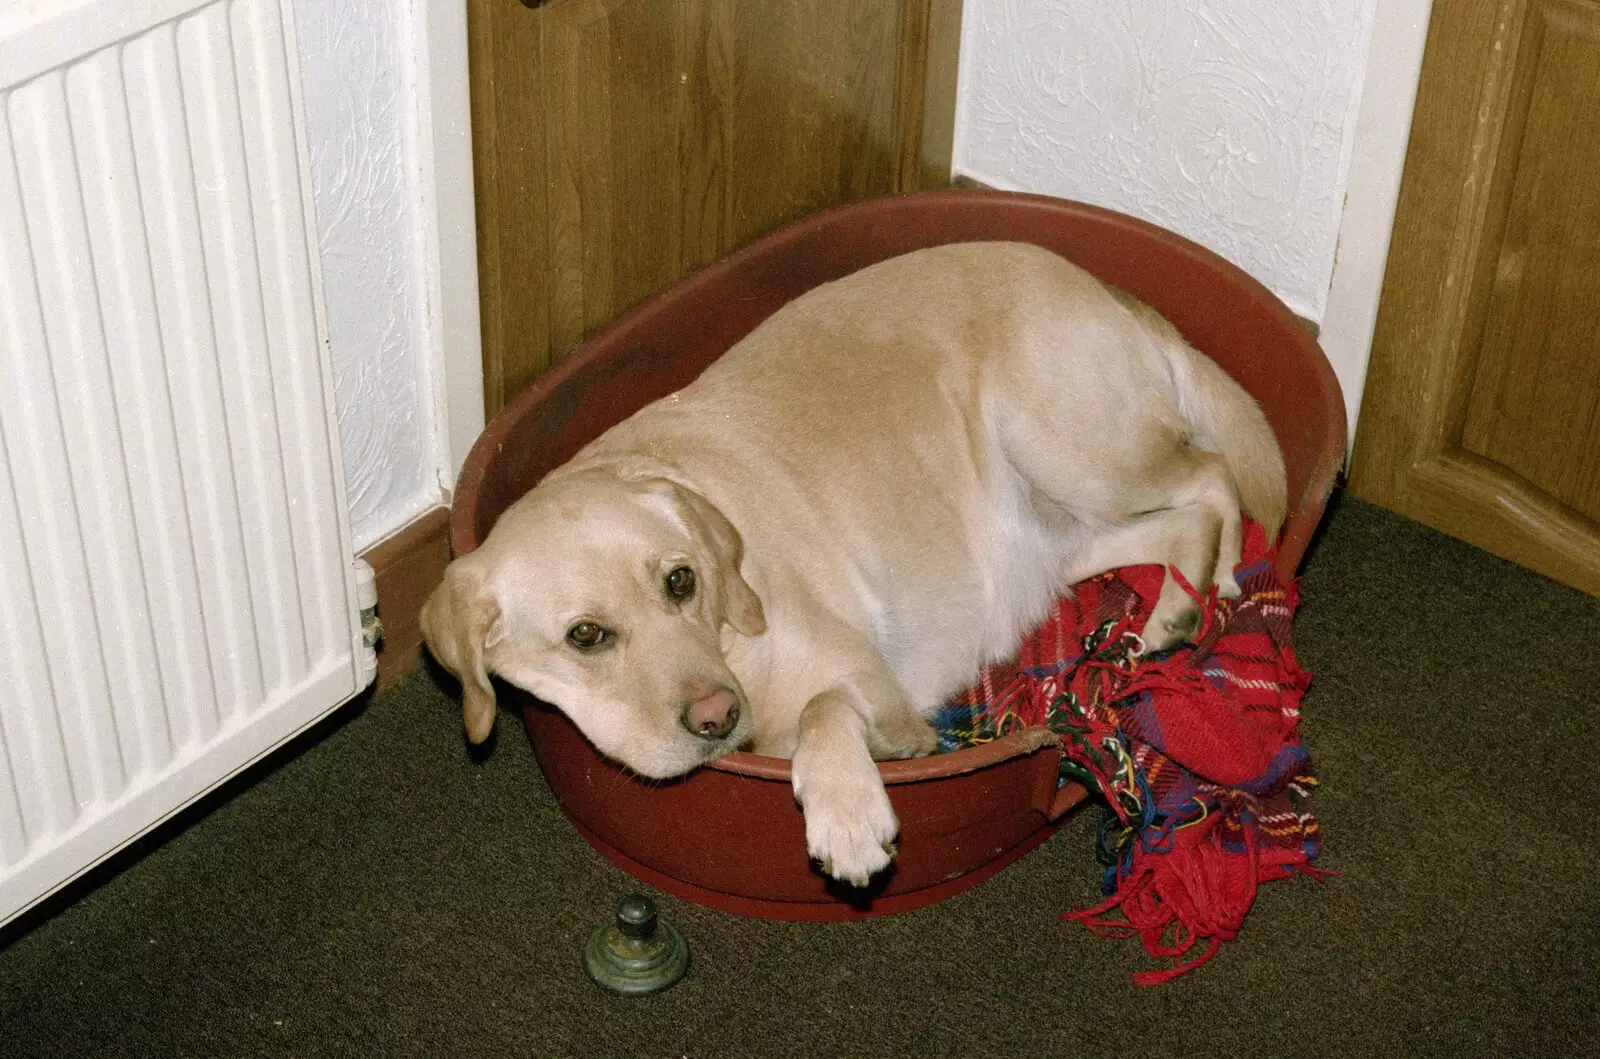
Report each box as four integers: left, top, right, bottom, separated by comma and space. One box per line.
420, 470, 766, 778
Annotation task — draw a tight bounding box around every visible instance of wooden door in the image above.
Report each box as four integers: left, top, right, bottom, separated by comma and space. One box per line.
467, 0, 962, 415
1350, 0, 1600, 595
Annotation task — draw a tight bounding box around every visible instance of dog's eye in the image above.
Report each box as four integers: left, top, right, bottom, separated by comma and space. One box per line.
566, 622, 608, 650
665, 566, 696, 600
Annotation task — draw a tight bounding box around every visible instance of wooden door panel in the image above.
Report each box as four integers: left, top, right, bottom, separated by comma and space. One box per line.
467, 0, 551, 415
676, 0, 736, 281
1460, 3, 1600, 522
471, 0, 960, 413
545, 0, 697, 356
724, 0, 903, 247
1350, 0, 1600, 595
543, 0, 908, 355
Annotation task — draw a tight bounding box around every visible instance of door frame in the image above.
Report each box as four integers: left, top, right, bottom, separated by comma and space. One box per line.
1321, 0, 1436, 462
412, 0, 486, 491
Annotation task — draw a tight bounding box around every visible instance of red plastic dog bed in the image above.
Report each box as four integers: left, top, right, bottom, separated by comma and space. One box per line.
449, 189, 1346, 925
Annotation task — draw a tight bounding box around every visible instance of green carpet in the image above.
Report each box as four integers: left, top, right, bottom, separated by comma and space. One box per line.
2, 495, 1597, 1058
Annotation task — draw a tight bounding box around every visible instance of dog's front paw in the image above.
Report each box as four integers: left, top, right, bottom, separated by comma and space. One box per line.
803, 781, 899, 887
791, 750, 899, 887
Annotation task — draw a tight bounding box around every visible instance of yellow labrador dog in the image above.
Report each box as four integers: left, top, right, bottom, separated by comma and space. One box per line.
423, 241, 1285, 887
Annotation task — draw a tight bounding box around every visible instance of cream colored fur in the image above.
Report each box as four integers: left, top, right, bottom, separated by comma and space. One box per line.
422, 241, 1286, 886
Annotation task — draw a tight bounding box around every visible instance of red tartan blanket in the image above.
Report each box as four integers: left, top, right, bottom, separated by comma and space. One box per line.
937, 521, 1326, 985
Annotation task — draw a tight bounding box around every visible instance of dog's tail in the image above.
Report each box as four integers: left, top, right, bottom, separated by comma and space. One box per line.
1118, 293, 1288, 539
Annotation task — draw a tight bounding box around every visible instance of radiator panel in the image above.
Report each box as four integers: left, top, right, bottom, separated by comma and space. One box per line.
0, 0, 360, 925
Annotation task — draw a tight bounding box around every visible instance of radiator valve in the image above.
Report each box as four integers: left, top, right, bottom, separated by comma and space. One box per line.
354, 559, 382, 650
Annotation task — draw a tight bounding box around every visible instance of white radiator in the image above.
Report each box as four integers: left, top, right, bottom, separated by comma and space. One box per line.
0, 0, 367, 925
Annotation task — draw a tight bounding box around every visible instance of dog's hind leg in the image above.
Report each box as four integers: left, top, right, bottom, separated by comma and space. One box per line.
1064, 504, 1223, 651
1015, 432, 1246, 653
1069, 448, 1245, 651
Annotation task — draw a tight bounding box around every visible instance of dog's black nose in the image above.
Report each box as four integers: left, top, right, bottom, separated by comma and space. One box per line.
682, 688, 740, 740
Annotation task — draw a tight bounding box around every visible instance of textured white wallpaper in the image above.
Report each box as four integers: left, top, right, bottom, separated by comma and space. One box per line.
292, 0, 436, 551
955, 0, 1377, 320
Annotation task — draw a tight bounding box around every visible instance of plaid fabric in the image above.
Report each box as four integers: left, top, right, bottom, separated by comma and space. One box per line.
935, 521, 1325, 985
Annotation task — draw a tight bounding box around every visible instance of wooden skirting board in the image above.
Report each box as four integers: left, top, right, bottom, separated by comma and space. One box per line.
359, 506, 452, 691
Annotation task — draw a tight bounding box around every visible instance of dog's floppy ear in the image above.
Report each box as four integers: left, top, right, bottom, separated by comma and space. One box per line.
668, 483, 766, 637
420, 559, 503, 743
